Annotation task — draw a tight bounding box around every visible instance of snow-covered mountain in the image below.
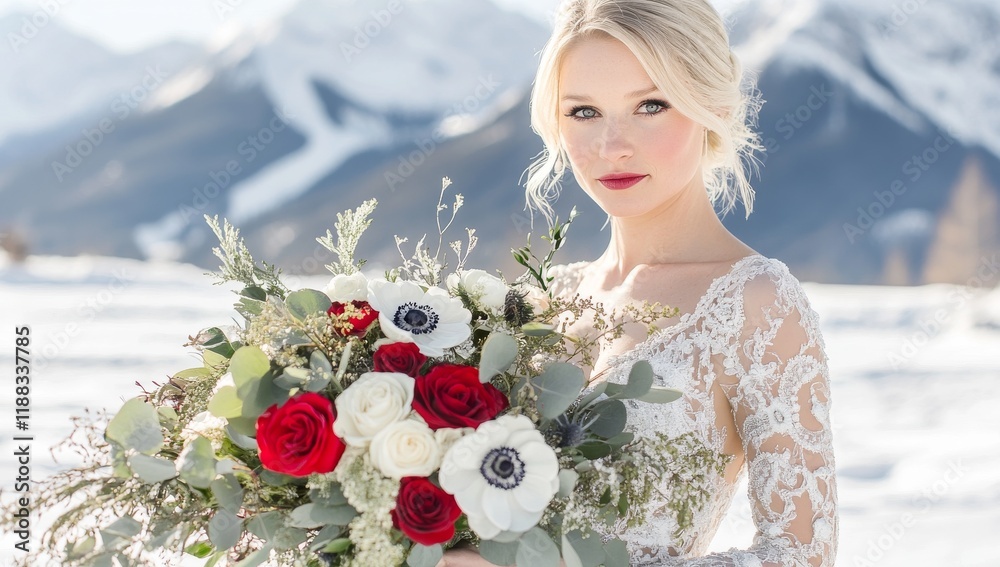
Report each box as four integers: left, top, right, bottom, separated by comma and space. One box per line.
1, 0, 998, 285
0, 12, 204, 150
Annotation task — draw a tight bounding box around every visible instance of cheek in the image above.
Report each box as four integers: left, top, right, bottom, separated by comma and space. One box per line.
638, 120, 701, 173
559, 122, 597, 167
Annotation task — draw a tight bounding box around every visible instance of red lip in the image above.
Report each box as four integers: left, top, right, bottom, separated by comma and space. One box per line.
598, 173, 647, 190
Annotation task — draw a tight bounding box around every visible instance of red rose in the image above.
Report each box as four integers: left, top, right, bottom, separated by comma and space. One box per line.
412, 364, 508, 430
327, 300, 379, 337
392, 477, 461, 546
256, 392, 346, 477
373, 342, 427, 378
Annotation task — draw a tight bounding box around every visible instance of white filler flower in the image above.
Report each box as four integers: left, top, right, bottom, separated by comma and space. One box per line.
367, 280, 472, 357
333, 372, 415, 447
438, 415, 560, 542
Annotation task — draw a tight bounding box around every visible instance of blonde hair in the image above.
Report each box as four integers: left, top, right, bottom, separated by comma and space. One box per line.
525, 0, 763, 223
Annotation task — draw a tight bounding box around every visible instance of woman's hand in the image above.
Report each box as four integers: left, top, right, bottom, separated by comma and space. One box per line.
436, 547, 507, 567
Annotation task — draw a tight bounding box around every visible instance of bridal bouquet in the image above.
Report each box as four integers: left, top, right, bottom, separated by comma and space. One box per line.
10, 180, 726, 567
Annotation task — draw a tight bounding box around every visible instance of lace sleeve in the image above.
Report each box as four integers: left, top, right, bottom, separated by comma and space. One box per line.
656, 267, 840, 566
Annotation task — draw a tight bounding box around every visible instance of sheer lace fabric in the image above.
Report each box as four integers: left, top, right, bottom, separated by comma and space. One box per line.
547, 255, 839, 566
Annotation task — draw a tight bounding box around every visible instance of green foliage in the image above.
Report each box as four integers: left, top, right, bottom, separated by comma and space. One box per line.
204, 215, 288, 298
316, 198, 377, 275
512, 206, 577, 292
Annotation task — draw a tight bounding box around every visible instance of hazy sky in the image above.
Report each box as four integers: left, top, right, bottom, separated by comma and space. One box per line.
0, 0, 739, 53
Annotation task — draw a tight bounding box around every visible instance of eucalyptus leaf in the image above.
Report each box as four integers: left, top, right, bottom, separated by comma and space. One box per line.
241, 285, 267, 301
479, 332, 518, 383
128, 453, 177, 483
208, 385, 242, 419
101, 516, 141, 543
209, 509, 242, 550
480, 539, 519, 566
173, 367, 212, 379
563, 530, 605, 567
247, 512, 284, 541
225, 416, 257, 440
203, 349, 229, 371
201, 327, 235, 358
273, 527, 309, 550
308, 524, 343, 551
557, 469, 579, 498
586, 399, 627, 439
531, 363, 585, 420
240, 371, 289, 421
288, 503, 357, 528
561, 534, 584, 567
575, 381, 608, 410
229, 346, 270, 388
225, 423, 258, 450
285, 289, 332, 322
605, 431, 635, 447
310, 350, 333, 373
576, 441, 612, 460
637, 386, 683, 404
321, 538, 352, 553
407, 544, 443, 567
521, 322, 556, 336
309, 484, 348, 507
234, 542, 274, 567
66, 536, 96, 559
105, 398, 164, 455
603, 539, 629, 567
212, 474, 244, 513
622, 360, 654, 398
515, 527, 559, 567
178, 437, 217, 489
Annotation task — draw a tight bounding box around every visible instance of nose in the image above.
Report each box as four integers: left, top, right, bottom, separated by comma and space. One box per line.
594, 118, 633, 162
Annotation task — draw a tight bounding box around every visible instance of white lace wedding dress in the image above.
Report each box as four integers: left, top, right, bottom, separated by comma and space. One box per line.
547, 254, 839, 566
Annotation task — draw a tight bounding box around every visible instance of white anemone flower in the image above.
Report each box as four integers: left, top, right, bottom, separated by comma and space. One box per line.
367, 279, 472, 357
438, 415, 560, 542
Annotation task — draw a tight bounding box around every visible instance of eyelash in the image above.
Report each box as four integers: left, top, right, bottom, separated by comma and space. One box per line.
564, 99, 671, 121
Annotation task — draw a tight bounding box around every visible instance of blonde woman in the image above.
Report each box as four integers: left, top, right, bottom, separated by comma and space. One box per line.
442, 0, 838, 565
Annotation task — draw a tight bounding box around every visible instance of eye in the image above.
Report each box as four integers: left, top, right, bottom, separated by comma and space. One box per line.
637, 99, 670, 115
565, 106, 599, 121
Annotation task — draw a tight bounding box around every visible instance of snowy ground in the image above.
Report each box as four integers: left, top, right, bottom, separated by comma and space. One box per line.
0, 255, 998, 566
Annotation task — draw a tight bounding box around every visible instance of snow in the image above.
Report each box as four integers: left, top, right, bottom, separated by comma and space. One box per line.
1, 255, 998, 565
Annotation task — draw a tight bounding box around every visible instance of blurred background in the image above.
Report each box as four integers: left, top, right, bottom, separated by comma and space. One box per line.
0, 0, 998, 565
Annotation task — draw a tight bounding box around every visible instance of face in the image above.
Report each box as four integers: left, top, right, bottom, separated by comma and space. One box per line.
558, 34, 705, 219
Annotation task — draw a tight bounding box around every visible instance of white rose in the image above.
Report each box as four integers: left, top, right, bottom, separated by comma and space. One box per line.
519, 284, 550, 314
369, 418, 442, 479
435, 426, 474, 455
324, 272, 370, 303
212, 372, 235, 395
333, 372, 415, 447
181, 411, 227, 450
448, 269, 508, 311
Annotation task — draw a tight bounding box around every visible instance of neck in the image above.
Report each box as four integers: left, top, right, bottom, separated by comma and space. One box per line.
596, 177, 739, 280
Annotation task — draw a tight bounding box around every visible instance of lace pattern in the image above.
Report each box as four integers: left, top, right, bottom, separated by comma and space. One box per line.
547, 255, 839, 566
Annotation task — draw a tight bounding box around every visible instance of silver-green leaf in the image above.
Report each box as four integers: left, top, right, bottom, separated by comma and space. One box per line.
531, 363, 585, 420
128, 453, 177, 483
479, 332, 518, 383
105, 398, 164, 455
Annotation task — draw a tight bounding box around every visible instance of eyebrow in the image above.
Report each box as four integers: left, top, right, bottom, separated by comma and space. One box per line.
560, 85, 660, 102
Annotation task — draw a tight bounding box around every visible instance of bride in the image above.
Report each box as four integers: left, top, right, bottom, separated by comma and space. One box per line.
443, 0, 838, 565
